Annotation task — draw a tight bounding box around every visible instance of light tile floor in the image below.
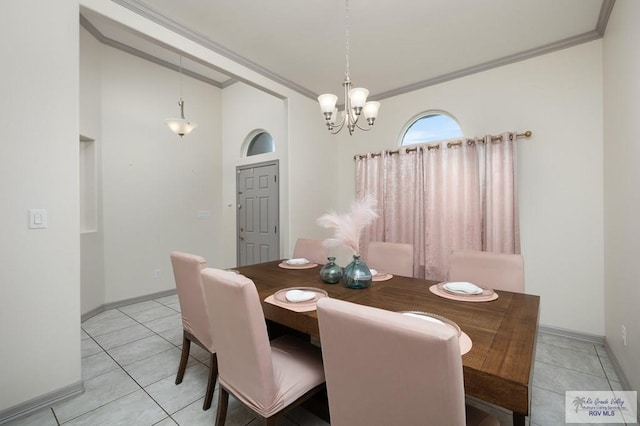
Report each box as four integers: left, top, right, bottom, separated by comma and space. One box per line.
6, 294, 634, 426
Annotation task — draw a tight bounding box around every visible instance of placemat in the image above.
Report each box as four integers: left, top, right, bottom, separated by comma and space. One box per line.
460, 331, 472, 355
264, 287, 328, 312
372, 273, 393, 282
278, 261, 319, 270
429, 284, 499, 302
401, 311, 472, 355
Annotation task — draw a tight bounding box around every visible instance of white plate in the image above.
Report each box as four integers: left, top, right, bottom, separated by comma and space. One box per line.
273, 287, 328, 305
369, 269, 378, 276
400, 311, 462, 337
285, 289, 315, 302
443, 282, 483, 295
285, 258, 310, 265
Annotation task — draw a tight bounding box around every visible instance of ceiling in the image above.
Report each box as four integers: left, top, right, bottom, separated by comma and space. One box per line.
81, 0, 614, 101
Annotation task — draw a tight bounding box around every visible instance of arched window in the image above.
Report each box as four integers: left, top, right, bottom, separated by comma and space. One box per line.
400, 111, 463, 146
246, 131, 275, 156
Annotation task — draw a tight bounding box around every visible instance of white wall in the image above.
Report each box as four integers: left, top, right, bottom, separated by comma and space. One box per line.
0, 0, 81, 412
286, 94, 341, 255
337, 41, 605, 335
80, 27, 105, 314
603, 0, 640, 392
100, 46, 223, 303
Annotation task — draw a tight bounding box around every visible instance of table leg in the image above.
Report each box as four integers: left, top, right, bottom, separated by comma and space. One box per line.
513, 412, 526, 426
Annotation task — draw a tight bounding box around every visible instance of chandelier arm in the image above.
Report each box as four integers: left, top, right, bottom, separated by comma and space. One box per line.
354, 121, 372, 131
330, 120, 346, 135
333, 111, 346, 129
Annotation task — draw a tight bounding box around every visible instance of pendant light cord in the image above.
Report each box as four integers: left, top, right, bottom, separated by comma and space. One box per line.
179, 55, 183, 100
344, 0, 350, 80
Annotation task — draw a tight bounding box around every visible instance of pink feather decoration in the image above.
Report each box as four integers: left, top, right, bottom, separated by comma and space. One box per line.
316, 195, 378, 255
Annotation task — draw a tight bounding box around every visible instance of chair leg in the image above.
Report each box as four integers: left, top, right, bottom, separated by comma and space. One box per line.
203, 353, 218, 410
175, 332, 190, 385
215, 387, 229, 426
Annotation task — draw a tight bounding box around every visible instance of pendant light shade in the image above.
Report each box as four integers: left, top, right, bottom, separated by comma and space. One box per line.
166, 100, 198, 137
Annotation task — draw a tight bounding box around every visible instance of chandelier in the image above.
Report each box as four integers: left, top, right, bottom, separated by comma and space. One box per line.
317, 0, 380, 135
165, 56, 198, 137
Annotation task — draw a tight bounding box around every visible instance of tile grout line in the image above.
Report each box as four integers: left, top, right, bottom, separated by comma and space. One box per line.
58, 334, 144, 424
534, 358, 611, 380
51, 407, 60, 426
102, 304, 212, 423
116, 304, 212, 369
80, 306, 204, 425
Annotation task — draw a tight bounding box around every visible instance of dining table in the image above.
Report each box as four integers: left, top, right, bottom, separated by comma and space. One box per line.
235, 260, 540, 426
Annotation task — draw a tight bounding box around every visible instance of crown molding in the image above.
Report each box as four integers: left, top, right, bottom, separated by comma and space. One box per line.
596, 0, 616, 36
369, 29, 603, 102
80, 14, 224, 88
111, 0, 316, 99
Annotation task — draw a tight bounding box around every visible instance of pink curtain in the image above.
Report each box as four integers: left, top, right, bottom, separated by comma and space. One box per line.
356, 132, 519, 280
483, 133, 520, 253
356, 153, 386, 255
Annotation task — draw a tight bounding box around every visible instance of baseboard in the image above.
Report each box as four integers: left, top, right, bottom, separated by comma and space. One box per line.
81, 305, 106, 322
81, 288, 177, 322
0, 380, 84, 425
538, 324, 605, 345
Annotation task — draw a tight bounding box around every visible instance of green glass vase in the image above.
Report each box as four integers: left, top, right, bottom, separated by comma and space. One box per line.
342, 255, 372, 289
319, 257, 342, 284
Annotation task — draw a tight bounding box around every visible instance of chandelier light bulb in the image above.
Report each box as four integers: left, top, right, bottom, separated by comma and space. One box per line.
318, 94, 338, 114
348, 87, 369, 110
363, 101, 380, 124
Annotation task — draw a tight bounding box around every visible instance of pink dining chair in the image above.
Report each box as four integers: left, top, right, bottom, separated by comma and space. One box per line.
448, 250, 525, 293
292, 238, 328, 265
200, 268, 326, 426
366, 241, 414, 277
316, 298, 499, 426
170, 251, 218, 410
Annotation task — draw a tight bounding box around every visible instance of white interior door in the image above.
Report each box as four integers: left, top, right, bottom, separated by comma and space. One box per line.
236, 161, 280, 266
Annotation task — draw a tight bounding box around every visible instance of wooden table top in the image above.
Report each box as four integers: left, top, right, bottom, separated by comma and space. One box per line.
236, 260, 540, 417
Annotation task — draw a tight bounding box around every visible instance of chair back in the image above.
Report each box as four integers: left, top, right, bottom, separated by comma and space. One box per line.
200, 268, 278, 411
292, 238, 328, 265
317, 298, 466, 426
170, 251, 214, 351
366, 241, 414, 277
448, 250, 524, 293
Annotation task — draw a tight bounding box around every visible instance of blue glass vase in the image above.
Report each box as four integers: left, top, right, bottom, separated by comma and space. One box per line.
319, 257, 342, 284
342, 255, 372, 289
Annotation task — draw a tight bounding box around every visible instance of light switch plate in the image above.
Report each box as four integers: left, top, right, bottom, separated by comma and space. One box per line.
197, 210, 211, 219
29, 209, 47, 229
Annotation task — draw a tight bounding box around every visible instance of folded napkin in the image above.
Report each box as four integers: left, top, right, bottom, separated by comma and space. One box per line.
443, 282, 483, 295
285, 289, 316, 303
285, 258, 310, 265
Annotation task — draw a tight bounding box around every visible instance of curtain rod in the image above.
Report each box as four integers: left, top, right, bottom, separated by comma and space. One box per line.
354, 130, 532, 160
